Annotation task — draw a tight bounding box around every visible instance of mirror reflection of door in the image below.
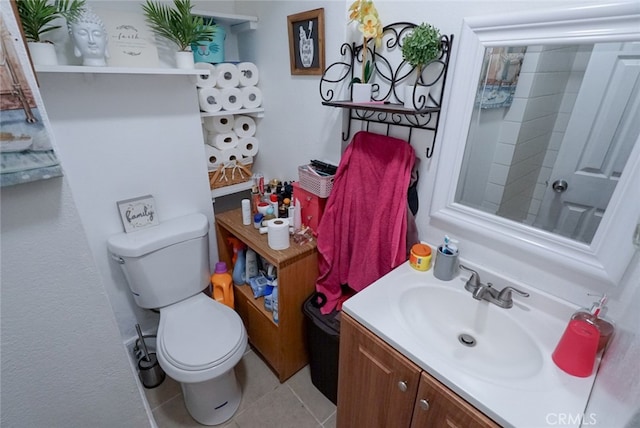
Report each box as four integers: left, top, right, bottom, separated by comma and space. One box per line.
535, 42, 640, 243
456, 41, 640, 245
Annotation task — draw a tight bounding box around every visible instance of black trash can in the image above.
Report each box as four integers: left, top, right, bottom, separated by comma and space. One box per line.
302, 293, 341, 404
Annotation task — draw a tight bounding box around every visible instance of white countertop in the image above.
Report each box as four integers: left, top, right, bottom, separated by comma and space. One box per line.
342, 261, 598, 428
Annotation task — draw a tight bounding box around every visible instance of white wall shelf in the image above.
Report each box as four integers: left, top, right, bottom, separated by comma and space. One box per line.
190, 9, 260, 201
211, 180, 253, 199
191, 9, 258, 33
200, 108, 265, 118
35, 65, 209, 76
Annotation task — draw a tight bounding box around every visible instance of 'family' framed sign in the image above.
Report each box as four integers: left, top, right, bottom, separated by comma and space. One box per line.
287, 8, 325, 75
117, 195, 159, 233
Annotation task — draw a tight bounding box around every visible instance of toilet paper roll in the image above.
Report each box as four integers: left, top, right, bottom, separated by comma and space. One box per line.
233, 115, 256, 138
203, 115, 235, 133
195, 62, 217, 88
238, 137, 259, 157
205, 145, 242, 168
237, 62, 259, 87
205, 145, 223, 169
267, 219, 290, 250
241, 86, 263, 109
221, 87, 243, 111
198, 88, 222, 113
207, 131, 239, 150
215, 63, 240, 88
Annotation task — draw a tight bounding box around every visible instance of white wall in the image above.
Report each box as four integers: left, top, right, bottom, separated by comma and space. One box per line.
586, 253, 640, 427
38, 71, 216, 340
1, 3, 149, 425
4, 0, 227, 341
1, 178, 151, 427
234, 1, 346, 182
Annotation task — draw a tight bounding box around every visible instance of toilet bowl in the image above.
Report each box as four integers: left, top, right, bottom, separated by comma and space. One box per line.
157, 293, 247, 425
107, 213, 247, 425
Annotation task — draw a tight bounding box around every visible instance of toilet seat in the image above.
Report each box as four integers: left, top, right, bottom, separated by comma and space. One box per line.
157, 293, 247, 383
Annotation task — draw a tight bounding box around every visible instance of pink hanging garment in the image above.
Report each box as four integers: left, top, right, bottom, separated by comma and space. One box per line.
315, 131, 416, 314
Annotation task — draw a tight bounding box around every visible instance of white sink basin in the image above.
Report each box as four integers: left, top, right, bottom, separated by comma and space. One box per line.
342, 262, 599, 428
398, 286, 543, 381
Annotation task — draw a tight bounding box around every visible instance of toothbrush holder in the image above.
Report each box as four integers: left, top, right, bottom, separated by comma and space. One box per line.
433, 246, 459, 281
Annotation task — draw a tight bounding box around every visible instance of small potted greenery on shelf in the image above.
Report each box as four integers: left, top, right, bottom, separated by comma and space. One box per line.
17, 0, 86, 66
142, 0, 216, 69
401, 23, 442, 109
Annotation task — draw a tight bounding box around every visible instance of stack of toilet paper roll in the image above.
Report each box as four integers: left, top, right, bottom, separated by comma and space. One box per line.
203, 114, 259, 170
196, 62, 262, 113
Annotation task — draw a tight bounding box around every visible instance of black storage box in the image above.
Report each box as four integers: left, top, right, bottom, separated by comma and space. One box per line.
302, 293, 341, 404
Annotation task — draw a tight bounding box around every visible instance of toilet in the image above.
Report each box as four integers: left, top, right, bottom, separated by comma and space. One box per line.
107, 213, 247, 426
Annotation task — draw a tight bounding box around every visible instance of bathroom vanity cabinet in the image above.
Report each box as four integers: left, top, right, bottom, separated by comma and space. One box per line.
338, 314, 499, 428
215, 208, 318, 382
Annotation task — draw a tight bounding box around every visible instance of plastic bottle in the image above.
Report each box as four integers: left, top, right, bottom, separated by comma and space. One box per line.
232, 247, 246, 286
211, 262, 234, 309
270, 193, 279, 217
241, 199, 251, 225
245, 248, 258, 280
264, 287, 273, 312
571, 294, 615, 353
271, 279, 279, 323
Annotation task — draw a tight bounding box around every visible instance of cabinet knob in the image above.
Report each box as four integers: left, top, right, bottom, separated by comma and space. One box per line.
398, 381, 408, 392
419, 399, 430, 411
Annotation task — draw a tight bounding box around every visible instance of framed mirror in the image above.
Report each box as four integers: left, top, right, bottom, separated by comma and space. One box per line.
430, 3, 640, 290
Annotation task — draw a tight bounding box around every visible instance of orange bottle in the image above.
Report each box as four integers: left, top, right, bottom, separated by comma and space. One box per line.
211, 262, 234, 309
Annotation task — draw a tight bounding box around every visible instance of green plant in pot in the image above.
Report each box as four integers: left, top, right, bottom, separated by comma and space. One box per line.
142, 0, 216, 69
17, 0, 86, 65
401, 23, 442, 109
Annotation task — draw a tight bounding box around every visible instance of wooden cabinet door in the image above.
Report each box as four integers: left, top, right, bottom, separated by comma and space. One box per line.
337, 314, 421, 428
410, 371, 500, 428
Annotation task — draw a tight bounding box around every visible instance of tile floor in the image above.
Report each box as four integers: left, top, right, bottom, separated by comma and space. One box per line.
145, 349, 336, 428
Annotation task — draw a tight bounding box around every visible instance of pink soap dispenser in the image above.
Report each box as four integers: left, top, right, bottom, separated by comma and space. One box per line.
570, 294, 615, 353
552, 294, 615, 377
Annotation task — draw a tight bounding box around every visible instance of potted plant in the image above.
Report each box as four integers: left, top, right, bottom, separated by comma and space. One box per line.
17, 0, 86, 66
142, 0, 216, 69
401, 23, 442, 109
348, 0, 383, 102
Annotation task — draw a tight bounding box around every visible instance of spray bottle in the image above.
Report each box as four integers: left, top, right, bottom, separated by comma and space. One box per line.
227, 237, 247, 286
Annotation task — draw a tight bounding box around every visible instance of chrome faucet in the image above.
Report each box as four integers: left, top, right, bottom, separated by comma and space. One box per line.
459, 265, 530, 309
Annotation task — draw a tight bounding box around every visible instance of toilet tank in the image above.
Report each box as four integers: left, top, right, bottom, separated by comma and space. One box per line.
107, 213, 210, 309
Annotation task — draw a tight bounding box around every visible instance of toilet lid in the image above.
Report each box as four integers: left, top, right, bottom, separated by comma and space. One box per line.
159, 294, 244, 371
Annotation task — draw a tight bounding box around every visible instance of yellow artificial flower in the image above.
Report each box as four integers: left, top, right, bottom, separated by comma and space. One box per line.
348, 1, 360, 21
374, 24, 383, 47
359, 14, 379, 39
348, 0, 383, 83
360, 2, 375, 17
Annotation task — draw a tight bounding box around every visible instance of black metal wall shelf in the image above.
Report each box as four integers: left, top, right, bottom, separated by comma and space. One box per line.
319, 22, 453, 158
